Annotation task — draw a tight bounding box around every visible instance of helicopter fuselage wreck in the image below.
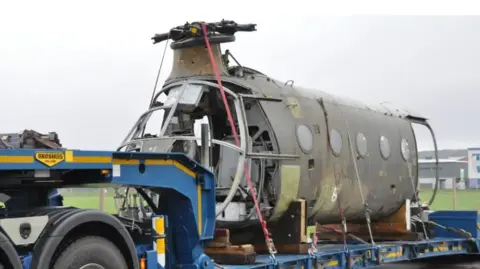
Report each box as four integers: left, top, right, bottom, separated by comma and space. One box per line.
119, 21, 436, 228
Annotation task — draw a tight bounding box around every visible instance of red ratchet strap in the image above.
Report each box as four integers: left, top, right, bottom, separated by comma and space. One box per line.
308, 229, 318, 255
201, 23, 277, 260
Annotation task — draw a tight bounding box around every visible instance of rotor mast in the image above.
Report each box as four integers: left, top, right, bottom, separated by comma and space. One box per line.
151, 20, 256, 80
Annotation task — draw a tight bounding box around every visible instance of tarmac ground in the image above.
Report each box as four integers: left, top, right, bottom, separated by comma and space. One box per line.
379, 255, 480, 269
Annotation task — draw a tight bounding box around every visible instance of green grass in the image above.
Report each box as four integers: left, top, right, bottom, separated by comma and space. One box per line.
61, 190, 117, 213
61, 188, 480, 240
62, 189, 480, 212
419, 189, 480, 211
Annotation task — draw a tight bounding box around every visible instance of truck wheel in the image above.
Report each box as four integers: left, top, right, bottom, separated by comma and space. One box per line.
53, 236, 128, 269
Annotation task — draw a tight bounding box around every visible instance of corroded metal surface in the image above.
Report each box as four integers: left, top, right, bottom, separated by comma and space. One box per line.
168, 44, 229, 80
226, 73, 419, 224
146, 21, 427, 227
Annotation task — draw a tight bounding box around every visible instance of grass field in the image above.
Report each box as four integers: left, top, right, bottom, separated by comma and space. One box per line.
61, 188, 480, 213
62, 190, 117, 213
62, 188, 480, 240
419, 189, 480, 210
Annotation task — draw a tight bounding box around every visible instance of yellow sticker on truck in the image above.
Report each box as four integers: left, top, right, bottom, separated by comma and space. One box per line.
35, 152, 65, 167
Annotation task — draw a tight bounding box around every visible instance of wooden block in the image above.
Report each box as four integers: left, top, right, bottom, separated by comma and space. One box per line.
314, 200, 412, 240
315, 230, 424, 242
213, 228, 230, 244
205, 244, 256, 265
206, 241, 231, 248
206, 244, 254, 254
214, 228, 230, 238
228, 199, 308, 245
206, 228, 231, 248
254, 243, 310, 254
300, 199, 306, 243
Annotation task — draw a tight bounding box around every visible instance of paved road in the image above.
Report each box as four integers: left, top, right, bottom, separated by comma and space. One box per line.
379, 256, 480, 269
380, 263, 480, 269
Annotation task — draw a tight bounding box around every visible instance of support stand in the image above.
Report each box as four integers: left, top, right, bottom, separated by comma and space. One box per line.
316, 200, 424, 242
227, 199, 309, 254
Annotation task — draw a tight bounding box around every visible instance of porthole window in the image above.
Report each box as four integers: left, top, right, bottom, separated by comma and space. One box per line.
401, 138, 410, 161
330, 129, 343, 156
296, 124, 314, 153
356, 132, 368, 158
379, 136, 391, 160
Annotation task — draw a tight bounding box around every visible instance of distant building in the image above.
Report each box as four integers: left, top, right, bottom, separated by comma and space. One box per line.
467, 148, 480, 188
418, 158, 468, 190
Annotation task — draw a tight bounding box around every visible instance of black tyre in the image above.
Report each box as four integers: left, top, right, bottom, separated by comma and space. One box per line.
52, 236, 128, 269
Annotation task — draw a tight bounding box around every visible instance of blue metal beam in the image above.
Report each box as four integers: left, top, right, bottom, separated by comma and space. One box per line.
2, 149, 480, 269
0, 148, 216, 269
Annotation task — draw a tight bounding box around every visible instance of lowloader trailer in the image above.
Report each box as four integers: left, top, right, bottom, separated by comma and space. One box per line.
0, 146, 478, 269
2, 19, 479, 269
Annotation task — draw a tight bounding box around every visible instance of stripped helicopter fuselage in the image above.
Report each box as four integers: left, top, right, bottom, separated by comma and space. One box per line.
119, 20, 438, 228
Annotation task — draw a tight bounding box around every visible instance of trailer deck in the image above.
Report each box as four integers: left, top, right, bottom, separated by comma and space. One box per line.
220, 237, 479, 269
0, 148, 479, 269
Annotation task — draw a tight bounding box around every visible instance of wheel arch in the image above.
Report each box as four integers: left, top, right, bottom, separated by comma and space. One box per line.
30, 209, 139, 269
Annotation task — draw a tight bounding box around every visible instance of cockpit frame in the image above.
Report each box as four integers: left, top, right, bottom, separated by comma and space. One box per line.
118, 80, 252, 218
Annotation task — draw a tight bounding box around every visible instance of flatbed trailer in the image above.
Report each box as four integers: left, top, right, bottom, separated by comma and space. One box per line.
0, 148, 478, 269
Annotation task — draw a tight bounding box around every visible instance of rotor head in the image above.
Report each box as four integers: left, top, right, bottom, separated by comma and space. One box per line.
151, 19, 257, 49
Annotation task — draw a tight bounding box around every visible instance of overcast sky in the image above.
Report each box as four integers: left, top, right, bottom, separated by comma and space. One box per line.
0, 2, 478, 151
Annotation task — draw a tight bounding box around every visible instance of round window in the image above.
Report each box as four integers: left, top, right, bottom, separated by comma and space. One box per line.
330, 129, 343, 156
356, 132, 367, 158
401, 138, 410, 161
380, 136, 390, 159
296, 125, 314, 153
